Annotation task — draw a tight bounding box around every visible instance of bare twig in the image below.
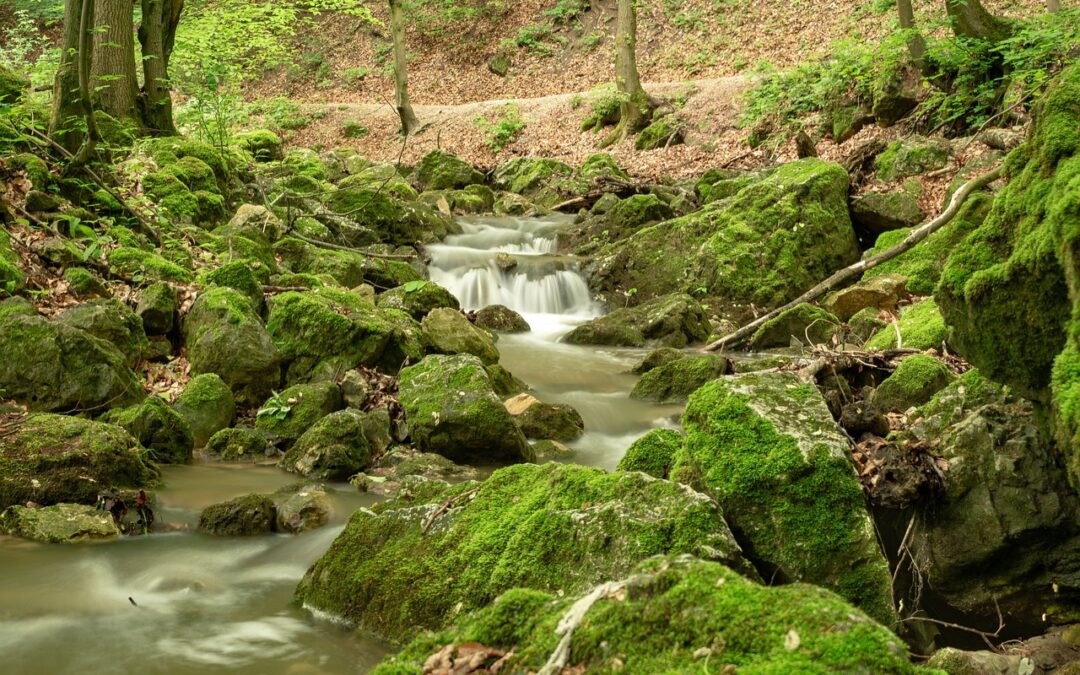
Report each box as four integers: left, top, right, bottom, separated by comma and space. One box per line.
901, 599, 1005, 652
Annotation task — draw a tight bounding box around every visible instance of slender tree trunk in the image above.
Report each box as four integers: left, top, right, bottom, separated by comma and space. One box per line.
389, 0, 418, 135
91, 0, 140, 123
71, 0, 99, 165
50, 0, 97, 155
604, 0, 652, 147
897, 0, 926, 70
138, 0, 183, 135
945, 0, 1012, 42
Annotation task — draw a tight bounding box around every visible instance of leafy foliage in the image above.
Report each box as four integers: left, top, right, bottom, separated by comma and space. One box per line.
474, 103, 525, 153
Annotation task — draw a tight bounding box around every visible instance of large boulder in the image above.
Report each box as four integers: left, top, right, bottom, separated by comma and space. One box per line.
822, 274, 908, 321
398, 354, 533, 464
503, 393, 584, 441
272, 483, 333, 534
56, 299, 149, 368
588, 159, 859, 316
376, 281, 460, 320
172, 373, 236, 448
183, 287, 280, 405
295, 463, 749, 642
204, 427, 276, 462
101, 396, 194, 464
616, 428, 682, 479
373, 556, 917, 675
671, 373, 895, 624
474, 304, 530, 333
255, 381, 343, 446
875, 136, 951, 181
850, 188, 925, 235
415, 150, 485, 190
872, 354, 955, 412
630, 355, 730, 404
491, 157, 587, 209
280, 409, 373, 480
865, 298, 948, 351
563, 293, 711, 348
135, 282, 178, 335
198, 494, 276, 536
0, 414, 159, 508
748, 303, 841, 349
421, 307, 500, 364
0, 504, 120, 543
0, 298, 145, 413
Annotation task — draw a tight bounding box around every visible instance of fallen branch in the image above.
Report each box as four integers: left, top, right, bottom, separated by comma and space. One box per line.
421, 485, 481, 534
704, 165, 1003, 351
901, 598, 1005, 652
537, 580, 627, 675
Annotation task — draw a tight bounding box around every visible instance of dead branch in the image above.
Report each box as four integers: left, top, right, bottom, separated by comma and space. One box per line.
901, 599, 1005, 652
421, 485, 481, 534
704, 165, 1003, 352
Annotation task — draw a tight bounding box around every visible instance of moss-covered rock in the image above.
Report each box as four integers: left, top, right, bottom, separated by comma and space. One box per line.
101, 396, 194, 464
491, 157, 587, 209
415, 150, 485, 191
749, 303, 841, 349
474, 304, 530, 333
823, 274, 908, 321
875, 136, 951, 181
849, 306, 888, 342
616, 428, 682, 479
0, 64, 27, 104
255, 381, 343, 446
0, 228, 25, 296
182, 287, 280, 405
274, 237, 422, 289
485, 363, 528, 398
234, 129, 283, 162
873, 354, 955, 412
631, 347, 685, 374
62, 267, 105, 298
294, 463, 748, 642
373, 555, 916, 674
0, 299, 145, 412
399, 354, 533, 464
107, 247, 194, 283
133, 282, 177, 336
272, 482, 332, 534
173, 374, 236, 448
204, 427, 275, 462
0, 413, 159, 508
323, 188, 426, 247
56, 298, 149, 367
630, 355, 730, 403
200, 259, 265, 313
0, 503, 120, 543
377, 281, 460, 320
671, 373, 895, 625
198, 493, 276, 536
564, 293, 711, 348
280, 409, 373, 480
421, 307, 500, 365
503, 393, 584, 441
635, 115, 684, 150
589, 159, 859, 314
865, 298, 948, 351
850, 187, 925, 235
266, 288, 424, 383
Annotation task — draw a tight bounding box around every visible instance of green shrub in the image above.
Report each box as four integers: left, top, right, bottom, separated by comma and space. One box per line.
474, 104, 525, 153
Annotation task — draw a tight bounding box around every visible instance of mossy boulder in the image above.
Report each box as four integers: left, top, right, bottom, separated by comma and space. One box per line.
873, 354, 955, 412
274, 237, 421, 289
749, 303, 841, 349
875, 136, 951, 181
198, 493, 276, 536
850, 188, 925, 235
340, 163, 419, 201
503, 393, 584, 441
201, 259, 265, 313
564, 293, 711, 348
204, 427, 275, 462
865, 298, 948, 351
492, 157, 587, 209
580, 153, 629, 182
135, 282, 178, 335
0, 299, 145, 413
398, 354, 533, 465
632, 347, 686, 374
272, 483, 333, 534
172, 374, 236, 448
0, 413, 159, 508
0, 64, 27, 104
421, 307, 500, 365
266, 288, 425, 383
182, 287, 280, 405
255, 381, 344, 446
0, 504, 120, 543
616, 428, 682, 479
234, 129, 283, 162
823, 275, 908, 321
63, 267, 106, 298
630, 355, 730, 404
294, 463, 748, 642
377, 281, 460, 320
323, 189, 426, 246
589, 159, 859, 314
56, 298, 149, 367
579, 193, 675, 245
474, 304, 530, 333
373, 555, 917, 674
101, 396, 194, 464
415, 150, 485, 190
0, 228, 25, 296
671, 373, 895, 625
107, 247, 194, 283
280, 409, 373, 480
635, 115, 684, 150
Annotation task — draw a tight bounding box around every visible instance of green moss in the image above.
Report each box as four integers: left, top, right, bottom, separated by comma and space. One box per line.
62, 267, 101, 297
255, 380, 343, 444
8, 153, 49, 190
322, 189, 424, 246
280, 409, 373, 480
635, 115, 683, 151
198, 493, 275, 536
205, 427, 274, 461
671, 374, 895, 625
865, 298, 948, 351
173, 373, 236, 448
579, 153, 629, 181
492, 157, 586, 208
630, 355, 729, 403
415, 150, 485, 190
56, 298, 149, 368
616, 428, 682, 478
564, 293, 711, 348
234, 129, 283, 162
0, 228, 25, 295
101, 397, 194, 464
295, 463, 748, 643
377, 281, 460, 320
874, 354, 956, 412
875, 136, 951, 181
750, 303, 841, 349
107, 247, 194, 283
375, 556, 916, 674
200, 260, 264, 311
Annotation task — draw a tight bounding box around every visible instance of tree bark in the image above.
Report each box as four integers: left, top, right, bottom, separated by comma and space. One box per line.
138, 0, 183, 135
945, 0, 1012, 42
897, 0, 927, 70
389, 0, 418, 135
50, 0, 95, 153
603, 0, 652, 147
71, 0, 99, 166
91, 0, 140, 123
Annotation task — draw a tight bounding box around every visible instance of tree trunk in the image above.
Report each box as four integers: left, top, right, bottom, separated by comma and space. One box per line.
1048, 0, 1061, 11
603, 0, 652, 147
138, 0, 183, 135
389, 0, 418, 135
897, 0, 926, 70
945, 0, 1012, 42
71, 0, 99, 165
50, 0, 97, 155
91, 0, 140, 123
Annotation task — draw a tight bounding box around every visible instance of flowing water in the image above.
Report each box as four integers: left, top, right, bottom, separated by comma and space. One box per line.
0, 214, 679, 673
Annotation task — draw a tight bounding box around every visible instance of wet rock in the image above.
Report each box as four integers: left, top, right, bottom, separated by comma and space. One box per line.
630, 355, 730, 404
823, 275, 908, 321
173, 374, 236, 448
255, 381, 344, 447
563, 293, 711, 348
376, 281, 460, 321
529, 439, 573, 460
484, 363, 529, 398
749, 303, 841, 349
280, 409, 373, 480
872, 354, 955, 412
0, 504, 120, 543
339, 369, 372, 409
295, 463, 749, 642
928, 627, 1080, 674
136, 282, 178, 335
355, 449, 481, 496
672, 372, 895, 624
616, 428, 682, 479
272, 483, 332, 534
203, 427, 276, 462
398, 354, 533, 464
492, 191, 534, 216
198, 494, 276, 536
474, 304, 530, 333
421, 307, 500, 365
503, 393, 584, 441
632, 347, 686, 374
101, 397, 194, 464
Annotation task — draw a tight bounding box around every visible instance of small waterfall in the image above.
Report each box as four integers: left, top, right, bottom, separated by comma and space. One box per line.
428, 215, 598, 323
